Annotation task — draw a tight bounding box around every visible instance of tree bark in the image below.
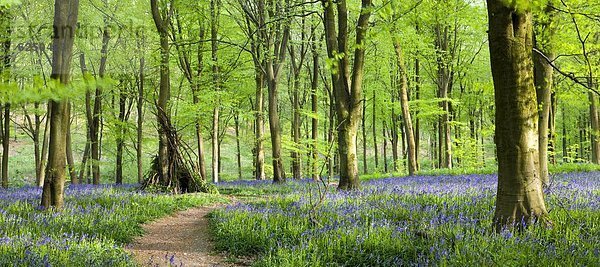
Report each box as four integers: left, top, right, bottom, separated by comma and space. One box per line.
136, 42, 145, 184
0, 8, 10, 189
234, 112, 242, 180
310, 29, 319, 181
254, 70, 266, 180
392, 37, 418, 176
322, 0, 373, 190
372, 91, 379, 170
435, 25, 453, 169
362, 96, 367, 174
382, 120, 389, 173
487, 0, 549, 230
1, 104, 8, 188
39, 103, 51, 187
66, 104, 77, 184
151, 0, 173, 186
210, 0, 220, 183
115, 85, 126, 184
533, 5, 556, 186
41, 0, 79, 209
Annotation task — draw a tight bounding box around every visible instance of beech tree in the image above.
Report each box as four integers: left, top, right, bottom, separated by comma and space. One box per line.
487, 0, 549, 230
322, 0, 373, 190
40, 0, 79, 209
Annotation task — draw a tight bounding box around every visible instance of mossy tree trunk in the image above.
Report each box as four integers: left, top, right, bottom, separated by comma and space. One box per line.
487, 0, 549, 231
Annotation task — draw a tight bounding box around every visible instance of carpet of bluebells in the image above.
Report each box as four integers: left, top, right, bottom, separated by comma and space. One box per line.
0, 184, 225, 266
211, 173, 600, 266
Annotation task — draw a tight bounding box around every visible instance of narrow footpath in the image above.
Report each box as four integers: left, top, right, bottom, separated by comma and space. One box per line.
127, 204, 245, 267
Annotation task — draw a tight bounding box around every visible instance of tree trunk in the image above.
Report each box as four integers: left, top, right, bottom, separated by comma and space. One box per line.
33, 104, 42, 185
115, 86, 126, 184
362, 96, 368, 174
322, 0, 373, 190
533, 6, 556, 185
487, 0, 549, 230
534, 50, 554, 185
39, 103, 51, 187
310, 34, 319, 181
589, 89, 600, 164
211, 0, 220, 183
383, 120, 389, 173
234, 113, 242, 180
1, 104, 8, 188
91, 25, 110, 185
291, 76, 301, 179
268, 76, 286, 183
562, 105, 568, 163
41, 0, 79, 209
549, 93, 557, 164
66, 104, 77, 184
391, 109, 399, 172
392, 36, 418, 175
414, 56, 421, 165
435, 25, 453, 169
254, 70, 266, 180
151, 0, 172, 186
372, 91, 379, 170
0, 8, 10, 189
137, 45, 145, 184
78, 53, 92, 183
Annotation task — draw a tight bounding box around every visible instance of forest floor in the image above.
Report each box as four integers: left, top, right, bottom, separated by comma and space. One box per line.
127, 202, 251, 267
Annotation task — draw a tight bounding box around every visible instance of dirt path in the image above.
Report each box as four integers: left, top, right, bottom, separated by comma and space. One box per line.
127, 204, 244, 267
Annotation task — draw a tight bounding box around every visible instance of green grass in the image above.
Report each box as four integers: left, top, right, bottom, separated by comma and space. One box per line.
211, 173, 600, 266
0, 185, 227, 266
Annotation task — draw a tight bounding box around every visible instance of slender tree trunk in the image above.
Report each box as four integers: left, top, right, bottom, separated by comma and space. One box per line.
391, 109, 399, 172
562, 105, 568, 163
589, 89, 600, 164
33, 105, 42, 185
212, 107, 219, 183
549, 93, 557, 164
39, 103, 51, 187
291, 76, 301, 179
435, 25, 453, 169
0, 9, 10, 189
487, 0, 549, 230
91, 25, 110, 185
137, 47, 145, 184
311, 37, 319, 181
533, 8, 556, 185
362, 96, 367, 174
1, 104, 8, 188
78, 53, 92, 183
254, 70, 266, 180
327, 91, 335, 180
211, 0, 220, 183
41, 0, 79, 209
268, 76, 286, 183
65, 104, 77, 184
372, 91, 378, 170
234, 113, 242, 180
392, 36, 418, 175
383, 120, 389, 173
151, 0, 172, 186
534, 51, 554, 185
414, 56, 420, 165
115, 86, 126, 184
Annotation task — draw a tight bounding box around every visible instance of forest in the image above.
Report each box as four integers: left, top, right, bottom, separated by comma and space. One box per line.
0, 0, 599, 266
